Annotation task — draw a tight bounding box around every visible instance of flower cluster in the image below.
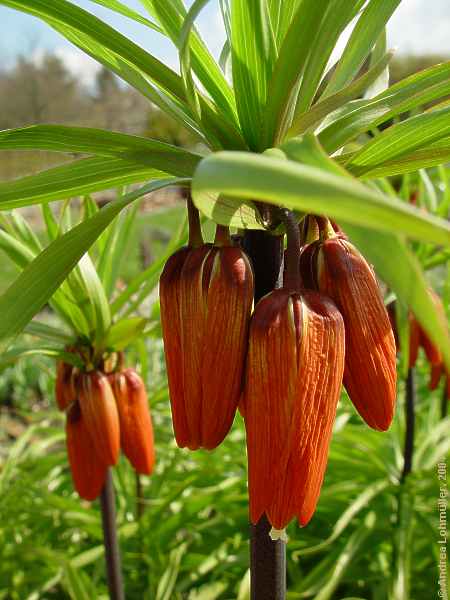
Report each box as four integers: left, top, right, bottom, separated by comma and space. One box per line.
56, 355, 155, 500
160, 208, 397, 530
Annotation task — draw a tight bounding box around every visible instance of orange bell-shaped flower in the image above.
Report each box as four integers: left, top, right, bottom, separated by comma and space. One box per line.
78, 371, 120, 466
244, 288, 345, 529
161, 225, 254, 450
66, 401, 108, 501
300, 234, 396, 431
110, 368, 155, 475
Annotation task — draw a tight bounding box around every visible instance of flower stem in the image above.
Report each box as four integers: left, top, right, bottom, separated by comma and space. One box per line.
401, 368, 415, 482
100, 469, 125, 600
280, 210, 301, 292
187, 194, 203, 248
214, 224, 231, 246
242, 229, 286, 600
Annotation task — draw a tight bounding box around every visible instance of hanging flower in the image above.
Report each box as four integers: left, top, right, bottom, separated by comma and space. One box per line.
160, 225, 254, 450
244, 288, 345, 529
300, 227, 397, 431
109, 368, 155, 475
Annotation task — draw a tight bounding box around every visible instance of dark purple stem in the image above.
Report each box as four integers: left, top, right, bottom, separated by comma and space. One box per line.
100, 470, 125, 600
242, 229, 286, 600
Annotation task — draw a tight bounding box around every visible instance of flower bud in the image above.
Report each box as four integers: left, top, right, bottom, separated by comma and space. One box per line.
66, 402, 107, 501
244, 288, 345, 529
110, 369, 155, 475
78, 371, 120, 466
300, 237, 396, 431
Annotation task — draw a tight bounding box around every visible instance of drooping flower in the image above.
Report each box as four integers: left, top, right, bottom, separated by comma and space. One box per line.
66, 401, 108, 501
243, 288, 345, 529
109, 368, 155, 475
300, 233, 397, 431
160, 227, 254, 450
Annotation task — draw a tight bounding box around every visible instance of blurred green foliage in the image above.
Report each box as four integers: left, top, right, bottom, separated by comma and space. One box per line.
0, 345, 446, 599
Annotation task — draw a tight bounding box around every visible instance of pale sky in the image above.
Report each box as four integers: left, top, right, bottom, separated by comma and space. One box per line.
0, 0, 449, 86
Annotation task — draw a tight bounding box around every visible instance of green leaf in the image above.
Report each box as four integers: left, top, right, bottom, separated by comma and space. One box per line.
87, 0, 163, 32
344, 137, 450, 179
319, 62, 450, 153
0, 125, 203, 174
147, 0, 238, 125
345, 226, 450, 370
25, 321, 73, 344
294, 0, 364, 116
105, 317, 148, 350
0, 177, 185, 349
49, 20, 206, 144
287, 51, 393, 137
269, 0, 301, 48
313, 513, 377, 600
345, 106, 450, 176
262, 0, 330, 147
231, 0, 275, 150
191, 150, 450, 246
178, 0, 210, 122
0, 156, 167, 209
111, 210, 188, 315
322, 0, 401, 98
73, 253, 111, 345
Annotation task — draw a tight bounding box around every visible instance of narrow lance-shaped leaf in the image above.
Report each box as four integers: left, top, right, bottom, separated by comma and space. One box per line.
322, 0, 401, 98
0, 125, 204, 173
320, 63, 450, 153
87, 0, 163, 32
191, 150, 450, 246
0, 177, 186, 350
231, 0, 276, 150
262, 0, 330, 147
345, 106, 450, 176
147, 0, 238, 124
0, 156, 167, 209
287, 51, 393, 137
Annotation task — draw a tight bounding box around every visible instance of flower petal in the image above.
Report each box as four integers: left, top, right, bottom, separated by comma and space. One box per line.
66, 402, 107, 501
201, 247, 254, 449
318, 239, 396, 431
111, 369, 155, 475
160, 247, 191, 447
79, 371, 120, 466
